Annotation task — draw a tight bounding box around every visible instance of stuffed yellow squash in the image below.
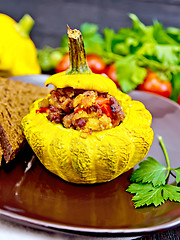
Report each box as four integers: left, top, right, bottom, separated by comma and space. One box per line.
21, 27, 153, 184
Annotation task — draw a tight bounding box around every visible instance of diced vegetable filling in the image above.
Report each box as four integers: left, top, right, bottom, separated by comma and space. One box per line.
38, 87, 125, 132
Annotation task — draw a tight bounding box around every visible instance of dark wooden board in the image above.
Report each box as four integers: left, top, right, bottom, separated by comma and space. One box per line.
1, 0, 180, 49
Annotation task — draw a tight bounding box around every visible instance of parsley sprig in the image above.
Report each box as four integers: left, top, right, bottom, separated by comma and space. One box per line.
126, 136, 180, 208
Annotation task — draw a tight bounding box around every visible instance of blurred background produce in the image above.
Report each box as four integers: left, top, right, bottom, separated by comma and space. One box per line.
0, 13, 41, 76
38, 16, 180, 103
1, 0, 180, 103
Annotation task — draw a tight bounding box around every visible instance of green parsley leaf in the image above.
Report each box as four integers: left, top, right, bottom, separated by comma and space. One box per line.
153, 20, 178, 45
127, 183, 164, 208
80, 23, 104, 55
154, 45, 180, 66
113, 28, 140, 55
80, 23, 99, 36
103, 28, 115, 53
115, 55, 146, 92
171, 72, 180, 102
174, 167, 180, 184
163, 185, 180, 202
127, 183, 180, 208
127, 136, 180, 208
129, 13, 154, 43
60, 35, 69, 49
130, 157, 167, 186
166, 26, 180, 44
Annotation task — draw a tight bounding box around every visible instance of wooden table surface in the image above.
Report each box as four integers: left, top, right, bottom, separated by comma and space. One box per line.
1, 0, 180, 239
2, 0, 180, 49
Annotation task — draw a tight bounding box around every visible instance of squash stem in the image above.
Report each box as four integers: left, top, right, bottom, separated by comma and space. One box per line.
15, 14, 34, 38
66, 26, 92, 75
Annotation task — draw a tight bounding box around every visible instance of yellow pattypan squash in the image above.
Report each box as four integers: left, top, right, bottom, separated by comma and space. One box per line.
21, 27, 153, 184
0, 13, 41, 77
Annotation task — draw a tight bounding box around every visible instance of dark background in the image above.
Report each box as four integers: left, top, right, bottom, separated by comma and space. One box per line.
1, 0, 180, 239
2, 0, 180, 49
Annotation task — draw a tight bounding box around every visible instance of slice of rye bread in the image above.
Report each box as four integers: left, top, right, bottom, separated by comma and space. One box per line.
0, 77, 49, 166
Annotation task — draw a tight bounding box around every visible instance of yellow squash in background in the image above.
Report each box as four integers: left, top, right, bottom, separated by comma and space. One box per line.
0, 13, 41, 76
21, 27, 153, 184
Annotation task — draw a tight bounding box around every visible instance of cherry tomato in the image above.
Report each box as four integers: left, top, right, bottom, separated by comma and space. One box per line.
55, 54, 106, 74
178, 94, 180, 105
86, 54, 106, 74
55, 53, 70, 73
105, 63, 120, 88
138, 69, 172, 98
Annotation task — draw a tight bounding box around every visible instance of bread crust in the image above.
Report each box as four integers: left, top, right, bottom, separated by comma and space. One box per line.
0, 77, 49, 165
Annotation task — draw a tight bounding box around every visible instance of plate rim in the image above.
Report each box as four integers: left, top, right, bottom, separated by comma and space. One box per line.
0, 208, 180, 235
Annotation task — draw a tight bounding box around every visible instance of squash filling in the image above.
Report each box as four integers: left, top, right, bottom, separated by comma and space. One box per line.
38, 87, 125, 132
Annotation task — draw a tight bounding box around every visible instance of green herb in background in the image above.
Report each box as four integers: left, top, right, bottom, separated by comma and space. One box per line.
101, 14, 180, 97
37, 46, 64, 72
60, 22, 104, 55
38, 14, 180, 102
126, 136, 180, 208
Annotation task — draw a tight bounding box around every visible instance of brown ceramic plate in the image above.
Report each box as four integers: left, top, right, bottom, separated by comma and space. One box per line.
0, 75, 180, 236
